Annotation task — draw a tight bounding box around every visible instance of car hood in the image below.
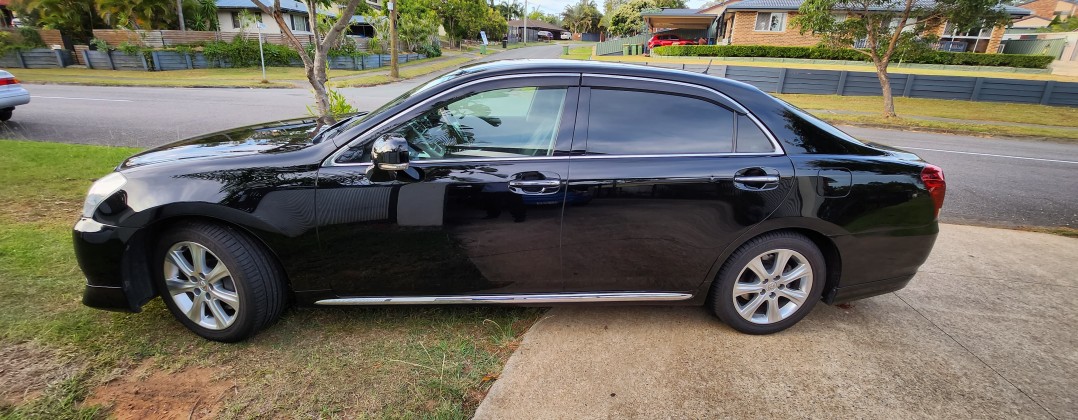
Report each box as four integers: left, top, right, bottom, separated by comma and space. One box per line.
120, 118, 324, 170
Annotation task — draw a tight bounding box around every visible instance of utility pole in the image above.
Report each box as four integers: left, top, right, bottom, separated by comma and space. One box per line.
389, 1, 399, 78
523, 0, 527, 45
176, 0, 186, 30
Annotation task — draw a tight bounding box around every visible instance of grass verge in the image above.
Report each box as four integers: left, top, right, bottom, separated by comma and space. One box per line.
561, 46, 593, 60
8, 67, 370, 88
0, 139, 540, 418
329, 56, 475, 88
780, 94, 1078, 141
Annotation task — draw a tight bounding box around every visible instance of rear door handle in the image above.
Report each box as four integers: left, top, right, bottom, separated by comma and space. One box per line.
733, 168, 780, 191
733, 175, 779, 183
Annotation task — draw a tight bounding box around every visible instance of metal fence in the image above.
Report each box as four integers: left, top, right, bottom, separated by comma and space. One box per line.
1002, 39, 1067, 59
595, 34, 651, 55
626, 61, 1078, 107
0, 48, 74, 69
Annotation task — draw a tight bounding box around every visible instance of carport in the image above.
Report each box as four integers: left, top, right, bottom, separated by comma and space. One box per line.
640, 8, 719, 45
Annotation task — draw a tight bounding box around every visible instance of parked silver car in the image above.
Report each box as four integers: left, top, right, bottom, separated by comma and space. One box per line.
0, 69, 30, 121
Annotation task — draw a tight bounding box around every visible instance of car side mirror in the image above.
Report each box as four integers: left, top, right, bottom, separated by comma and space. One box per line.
371, 134, 409, 171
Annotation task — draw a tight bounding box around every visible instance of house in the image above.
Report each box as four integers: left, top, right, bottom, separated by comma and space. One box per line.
507, 19, 566, 42
1016, 0, 1078, 21
650, 0, 1031, 54
215, 0, 375, 37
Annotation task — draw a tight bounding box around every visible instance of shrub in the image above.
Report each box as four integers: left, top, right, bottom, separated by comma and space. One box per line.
651, 45, 1054, 69
203, 38, 301, 67
416, 42, 441, 57
17, 28, 45, 48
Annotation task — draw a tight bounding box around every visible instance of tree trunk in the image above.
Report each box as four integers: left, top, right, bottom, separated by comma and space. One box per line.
875, 63, 897, 118
309, 50, 333, 127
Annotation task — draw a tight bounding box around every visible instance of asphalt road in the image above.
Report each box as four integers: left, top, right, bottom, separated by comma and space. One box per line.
3, 43, 1075, 228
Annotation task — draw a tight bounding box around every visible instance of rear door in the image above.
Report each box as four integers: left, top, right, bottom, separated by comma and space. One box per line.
559, 75, 794, 293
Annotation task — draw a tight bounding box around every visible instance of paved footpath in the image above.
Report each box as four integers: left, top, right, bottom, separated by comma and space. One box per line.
475, 224, 1077, 419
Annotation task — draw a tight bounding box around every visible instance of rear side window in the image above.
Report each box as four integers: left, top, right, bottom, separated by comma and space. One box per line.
736, 115, 774, 153
585, 89, 734, 155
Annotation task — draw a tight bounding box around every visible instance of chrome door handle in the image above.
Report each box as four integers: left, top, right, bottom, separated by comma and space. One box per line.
508, 171, 562, 195
733, 175, 779, 183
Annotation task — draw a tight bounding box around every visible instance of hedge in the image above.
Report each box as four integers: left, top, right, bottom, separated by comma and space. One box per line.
651, 45, 1055, 69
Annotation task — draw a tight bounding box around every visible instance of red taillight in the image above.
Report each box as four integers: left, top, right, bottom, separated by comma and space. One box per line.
921, 164, 946, 218
0, 77, 19, 86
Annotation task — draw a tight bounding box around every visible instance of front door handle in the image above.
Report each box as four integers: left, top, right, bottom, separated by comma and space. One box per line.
733, 175, 780, 183
508, 172, 561, 195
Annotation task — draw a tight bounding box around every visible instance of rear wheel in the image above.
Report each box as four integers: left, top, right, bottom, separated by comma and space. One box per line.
0, 108, 13, 122
154, 221, 286, 342
710, 232, 824, 334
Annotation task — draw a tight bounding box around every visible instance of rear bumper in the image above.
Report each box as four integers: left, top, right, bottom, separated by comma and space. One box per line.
73, 218, 142, 312
824, 274, 914, 304
0, 87, 30, 108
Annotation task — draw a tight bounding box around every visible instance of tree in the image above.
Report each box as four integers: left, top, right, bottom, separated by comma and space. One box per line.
12, 0, 101, 41
607, 0, 684, 36
795, 0, 1010, 117
527, 10, 562, 25
562, 0, 602, 34
250, 0, 369, 126
430, 0, 489, 47
496, 0, 524, 20
96, 0, 176, 29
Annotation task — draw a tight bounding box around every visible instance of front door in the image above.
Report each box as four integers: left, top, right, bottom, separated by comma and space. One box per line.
316, 75, 580, 297
560, 76, 794, 293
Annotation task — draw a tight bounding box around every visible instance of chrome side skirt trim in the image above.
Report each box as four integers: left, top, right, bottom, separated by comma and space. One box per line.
315, 292, 693, 306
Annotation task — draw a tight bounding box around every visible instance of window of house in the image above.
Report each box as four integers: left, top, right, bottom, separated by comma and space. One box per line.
291, 14, 310, 32
754, 12, 786, 32
585, 89, 734, 155
231, 12, 241, 29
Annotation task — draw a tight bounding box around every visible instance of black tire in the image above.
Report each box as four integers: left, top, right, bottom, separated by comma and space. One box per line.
709, 231, 825, 334
0, 109, 12, 122
154, 221, 287, 342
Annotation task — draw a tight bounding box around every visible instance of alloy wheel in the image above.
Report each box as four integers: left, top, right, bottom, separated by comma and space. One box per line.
731, 249, 814, 324
163, 241, 240, 330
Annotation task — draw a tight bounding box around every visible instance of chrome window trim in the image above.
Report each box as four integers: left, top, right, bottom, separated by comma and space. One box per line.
581, 73, 786, 155
315, 292, 693, 305
321, 151, 783, 168
323, 73, 579, 168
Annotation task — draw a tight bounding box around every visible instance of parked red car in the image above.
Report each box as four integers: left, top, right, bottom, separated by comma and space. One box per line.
647, 34, 697, 49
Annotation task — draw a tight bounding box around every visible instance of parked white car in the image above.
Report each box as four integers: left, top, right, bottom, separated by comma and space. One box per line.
0, 69, 30, 121
560, 32, 571, 40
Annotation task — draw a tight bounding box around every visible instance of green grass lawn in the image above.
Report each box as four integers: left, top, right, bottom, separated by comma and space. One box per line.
781, 94, 1078, 141
0, 140, 539, 418
561, 46, 593, 60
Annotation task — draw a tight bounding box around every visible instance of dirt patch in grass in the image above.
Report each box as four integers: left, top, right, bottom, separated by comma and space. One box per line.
0, 342, 77, 406
85, 360, 233, 420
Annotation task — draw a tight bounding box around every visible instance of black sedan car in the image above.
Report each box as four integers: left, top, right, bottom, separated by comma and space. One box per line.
75, 60, 946, 342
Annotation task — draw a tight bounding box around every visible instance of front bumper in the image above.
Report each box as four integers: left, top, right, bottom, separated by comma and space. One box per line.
73, 218, 142, 312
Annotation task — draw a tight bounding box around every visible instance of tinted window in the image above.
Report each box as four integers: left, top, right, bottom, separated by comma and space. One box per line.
585, 89, 733, 155
336, 86, 568, 163
736, 115, 774, 153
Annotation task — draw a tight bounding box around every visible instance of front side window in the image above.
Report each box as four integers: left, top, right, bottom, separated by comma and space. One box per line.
754, 12, 786, 32
585, 89, 734, 155
336, 86, 568, 163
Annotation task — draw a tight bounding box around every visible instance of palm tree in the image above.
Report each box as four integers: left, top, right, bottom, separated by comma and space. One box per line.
95, 0, 174, 29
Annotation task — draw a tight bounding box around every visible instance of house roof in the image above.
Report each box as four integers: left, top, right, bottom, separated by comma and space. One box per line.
507, 19, 565, 31
1016, 0, 1078, 6
641, 8, 718, 29
725, 0, 1031, 15
642, 8, 708, 16
215, 0, 368, 23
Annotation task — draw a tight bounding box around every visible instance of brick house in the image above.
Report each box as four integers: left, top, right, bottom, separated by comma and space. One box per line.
1015, 0, 1078, 21
681, 0, 1031, 53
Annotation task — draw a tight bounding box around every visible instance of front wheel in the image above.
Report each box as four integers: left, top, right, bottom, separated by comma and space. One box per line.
154, 221, 287, 342
710, 232, 824, 334
0, 108, 13, 122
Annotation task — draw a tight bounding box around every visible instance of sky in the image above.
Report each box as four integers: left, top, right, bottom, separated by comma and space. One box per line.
521, 0, 710, 17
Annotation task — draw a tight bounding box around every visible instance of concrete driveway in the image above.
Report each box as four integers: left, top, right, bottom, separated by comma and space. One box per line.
475, 224, 1076, 419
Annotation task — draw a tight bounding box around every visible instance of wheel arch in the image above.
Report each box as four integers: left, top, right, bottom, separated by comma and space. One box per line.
696, 221, 844, 305
121, 211, 295, 311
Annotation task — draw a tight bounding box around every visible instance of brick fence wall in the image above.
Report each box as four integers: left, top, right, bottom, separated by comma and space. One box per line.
91, 29, 319, 48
